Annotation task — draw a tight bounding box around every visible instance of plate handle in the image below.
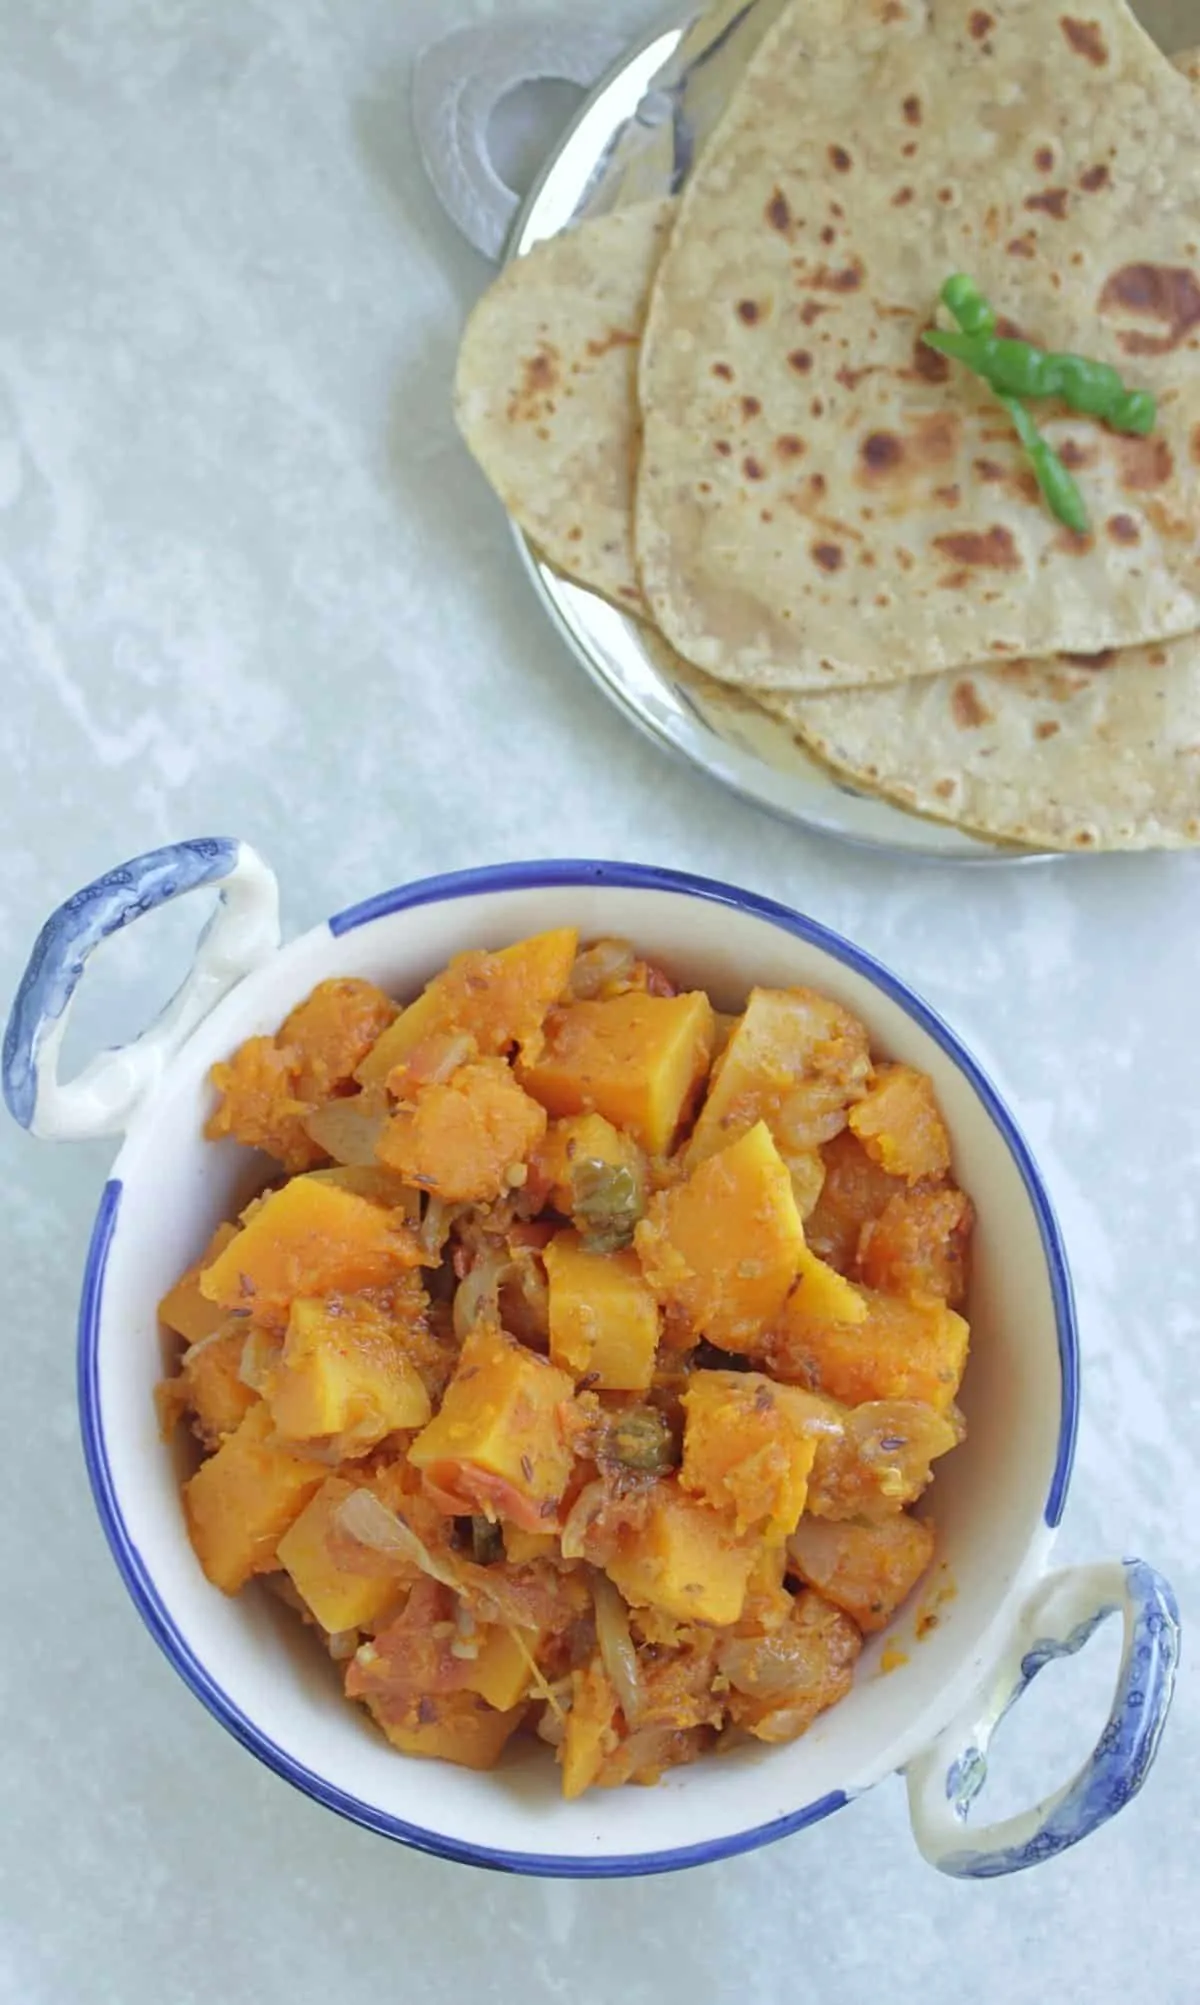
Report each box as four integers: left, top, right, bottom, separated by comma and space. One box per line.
906, 1557, 1180, 1877
412, 17, 627, 260
3, 838, 280, 1142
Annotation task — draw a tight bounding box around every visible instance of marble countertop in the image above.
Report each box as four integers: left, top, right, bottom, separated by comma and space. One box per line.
1, 4, 1196, 2000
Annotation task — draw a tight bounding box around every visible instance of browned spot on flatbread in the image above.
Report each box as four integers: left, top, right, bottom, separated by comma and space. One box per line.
713, 362, 733, 381
908, 330, 951, 383
737, 299, 764, 324
861, 431, 904, 473
902, 94, 922, 125
934, 527, 1021, 570
507, 345, 560, 421
1026, 188, 1069, 220
829, 145, 852, 172
1116, 434, 1174, 490
741, 395, 762, 418
789, 349, 813, 374
1080, 164, 1110, 192
974, 457, 1006, 482
1058, 439, 1096, 470
799, 301, 831, 326
800, 261, 864, 294
1106, 513, 1140, 544
821, 225, 836, 245
1008, 234, 1037, 259
1099, 265, 1200, 356
1060, 17, 1108, 63
743, 457, 765, 481
837, 363, 883, 390
1035, 145, 1055, 172
812, 542, 844, 571
715, 440, 732, 457
951, 680, 993, 727
766, 189, 792, 233
934, 483, 962, 506
911, 411, 961, 466
893, 186, 914, 207
1035, 720, 1061, 740
934, 778, 956, 799
970, 9, 995, 38
777, 435, 806, 458
1191, 423, 1200, 465
811, 398, 825, 417
585, 328, 637, 358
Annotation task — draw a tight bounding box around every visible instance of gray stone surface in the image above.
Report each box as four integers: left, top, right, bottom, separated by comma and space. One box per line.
0, 4, 1195, 2001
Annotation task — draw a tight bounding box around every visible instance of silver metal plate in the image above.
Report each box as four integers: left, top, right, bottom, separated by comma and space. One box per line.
506, 16, 1033, 862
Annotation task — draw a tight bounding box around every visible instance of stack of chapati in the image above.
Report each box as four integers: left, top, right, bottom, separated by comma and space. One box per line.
456, 0, 1200, 851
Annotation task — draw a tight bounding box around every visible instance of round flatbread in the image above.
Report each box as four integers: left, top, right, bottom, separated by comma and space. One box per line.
635, 0, 1200, 691
454, 202, 674, 614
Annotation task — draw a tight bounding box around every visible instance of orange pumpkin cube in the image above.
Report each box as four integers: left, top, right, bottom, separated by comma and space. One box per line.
375, 1059, 547, 1203
771, 1287, 969, 1412
545, 1231, 660, 1391
158, 1222, 239, 1344
276, 1476, 406, 1633
635, 1122, 803, 1351
356, 929, 578, 1085
787, 1512, 935, 1633
605, 1481, 758, 1626
184, 1403, 326, 1593
687, 987, 870, 1165
848, 1065, 951, 1183
199, 1176, 421, 1326
179, 1325, 258, 1445
408, 1324, 576, 1531
375, 1691, 527, 1771
518, 991, 715, 1154
680, 1370, 825, 1540
268, 1296, 432, 1451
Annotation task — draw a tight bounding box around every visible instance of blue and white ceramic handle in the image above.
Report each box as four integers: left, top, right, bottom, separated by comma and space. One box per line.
907, 1557, 1180, 1877
2, 838, 280, 1142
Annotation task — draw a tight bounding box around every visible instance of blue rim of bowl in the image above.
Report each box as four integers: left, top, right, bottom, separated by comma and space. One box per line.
77, 859, 1080, 1878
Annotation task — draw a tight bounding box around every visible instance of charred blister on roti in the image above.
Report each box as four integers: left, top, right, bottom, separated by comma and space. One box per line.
1098, 265, 1200, 357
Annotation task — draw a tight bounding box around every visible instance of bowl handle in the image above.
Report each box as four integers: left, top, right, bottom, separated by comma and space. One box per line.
413, 18, 628, 260
3, 838, 280, 1142
906, 1557, 1179, 1877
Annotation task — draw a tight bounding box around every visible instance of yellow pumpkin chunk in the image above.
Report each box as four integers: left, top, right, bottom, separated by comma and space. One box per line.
158, 1223, 239, 1343
680, 1371, 824, 1540
200, 1176, 421, 1327
605, 1482, 758, 1626
376, 1691, 526, 1771
276, 1476, 405, 1633
635, 1122, 803, 1351
268, 1296, 432, 1451
687, 987, 871, 1165
545, 1231, 660, 1391
787, 1513, 935, 1633
375, 1059, 547, 1204
771, 1288, 969, 1412
463, 1626, 538, 1712
560, 1663, 620, 1800
848, 1064, 951, 1183
408, 1324, 576, 1531
184, 1403, 325, 1593
532, 1112, 643, 1214
178, 1325, 258, 1445
356, 929, 578, 1085
519, 991, 715, 1154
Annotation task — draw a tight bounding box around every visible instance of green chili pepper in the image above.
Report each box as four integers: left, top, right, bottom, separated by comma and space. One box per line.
940, 273, 996, 338
1002, 395, 1091, 535
924, 328, 1157, 435
935, 275, 1091, 534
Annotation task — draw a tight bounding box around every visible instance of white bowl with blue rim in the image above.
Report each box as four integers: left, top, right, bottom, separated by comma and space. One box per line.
2, 840, 1180, 1879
